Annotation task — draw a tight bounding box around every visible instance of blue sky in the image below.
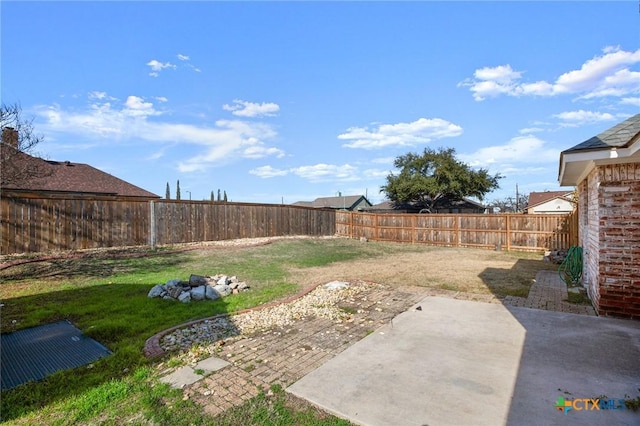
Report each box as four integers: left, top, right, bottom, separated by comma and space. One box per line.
2, 1, 639, 205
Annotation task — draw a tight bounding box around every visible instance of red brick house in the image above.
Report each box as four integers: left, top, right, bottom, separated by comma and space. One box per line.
558, 113, 640, 319
1, 127, 159, 199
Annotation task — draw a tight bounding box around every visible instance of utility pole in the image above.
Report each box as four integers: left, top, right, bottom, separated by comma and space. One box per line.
515, 183, 519, 212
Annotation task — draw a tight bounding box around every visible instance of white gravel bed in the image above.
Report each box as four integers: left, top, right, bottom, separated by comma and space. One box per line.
159, 280, 370, 363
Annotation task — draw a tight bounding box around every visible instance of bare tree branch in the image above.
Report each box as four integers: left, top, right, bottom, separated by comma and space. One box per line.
1, 103, 51, 187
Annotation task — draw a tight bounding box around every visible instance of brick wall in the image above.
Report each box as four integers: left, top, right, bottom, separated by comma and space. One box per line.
595, 163, 640, 319
579, 169, 600, 311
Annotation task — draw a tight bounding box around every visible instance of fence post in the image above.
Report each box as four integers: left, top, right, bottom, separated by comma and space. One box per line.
412, 214, 416, 244
506, 214, 511, 251
349, 211, 354, 239
149, 200, 156, 249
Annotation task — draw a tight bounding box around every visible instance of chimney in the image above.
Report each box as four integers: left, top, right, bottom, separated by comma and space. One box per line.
2, 127, 19, 148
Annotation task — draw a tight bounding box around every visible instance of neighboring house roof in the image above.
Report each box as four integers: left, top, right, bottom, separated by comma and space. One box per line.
292, 201, 314, 208
293, 195, 372, 210
559, 114, 640, 186
367, 201, 396, 210
525, 191, 573, 210
1, 143, 160, 199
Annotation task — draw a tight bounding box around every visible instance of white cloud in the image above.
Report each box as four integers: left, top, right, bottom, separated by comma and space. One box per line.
362, 168, 390, 179
556, 47, 640, 97
621, 97, 640, 106
338, 117, 463, 149
460, 135, 560, 168
474, 64, 522, 83
243, 146, 285, 159
519, 127, 544, 134
88, 91, 117, 101
249, 163, 388, 183
34, 94, 284, 171
146, 59, 176, 77
291, 163, 360, 183
175, 54, 201, 72
461, 46, 640, 101
123, 95, 160, 117
458, 65, 522, 101
553, 110, 615, 127
147, 149, 166, 161
223, 99, 280, 118
249, 165, 288, 178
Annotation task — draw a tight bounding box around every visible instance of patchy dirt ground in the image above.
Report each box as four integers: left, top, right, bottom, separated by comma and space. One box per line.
289, 246, 557, 298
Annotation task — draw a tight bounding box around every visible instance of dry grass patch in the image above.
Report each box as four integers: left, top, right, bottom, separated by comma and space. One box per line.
289, 244, 556, 298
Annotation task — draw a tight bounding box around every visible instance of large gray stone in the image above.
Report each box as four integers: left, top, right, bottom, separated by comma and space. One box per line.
178, 291, 191, 303
214, 283, 232, 297
166, 278, 181, 288
205, 285, 221, 301
166, 285, 183, 299
191, 285, 206, 301
189, 274, 207, 287
148, 284, 165, 298
324, 281, 350, 290
217, 275, 230, 286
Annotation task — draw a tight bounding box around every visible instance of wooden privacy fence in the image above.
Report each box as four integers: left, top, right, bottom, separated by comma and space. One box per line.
336, 210, 579, 252
0, 195, 336, 255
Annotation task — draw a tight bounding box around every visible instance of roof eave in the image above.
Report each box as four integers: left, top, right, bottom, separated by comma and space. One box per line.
559, 139, 640, 186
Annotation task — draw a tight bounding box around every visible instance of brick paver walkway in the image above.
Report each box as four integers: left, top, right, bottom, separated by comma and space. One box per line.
155, 271, 595, 417
183, 284, 428, 416
503, 270, 596, 316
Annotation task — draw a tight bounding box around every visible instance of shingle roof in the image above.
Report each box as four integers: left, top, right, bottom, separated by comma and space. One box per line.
294, 195, 371, 209
563, 114, 640, 153
526, 191, 572, 209
1, 144, 159, 198
311, 195, 366, 209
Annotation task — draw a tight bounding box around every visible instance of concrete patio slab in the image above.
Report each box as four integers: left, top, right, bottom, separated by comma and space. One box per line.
288, 297, 640, 426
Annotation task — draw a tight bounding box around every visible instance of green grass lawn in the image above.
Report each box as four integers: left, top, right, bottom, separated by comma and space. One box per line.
0, 237, 553, 424
0, 238, 412, 424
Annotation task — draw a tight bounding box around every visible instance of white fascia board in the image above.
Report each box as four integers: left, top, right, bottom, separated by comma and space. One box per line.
558, 139, 640, 186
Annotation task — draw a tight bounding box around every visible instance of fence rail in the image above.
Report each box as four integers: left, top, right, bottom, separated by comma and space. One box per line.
1, 194, 579, 255
0, 195, 336, 255
336, 210, 578, 252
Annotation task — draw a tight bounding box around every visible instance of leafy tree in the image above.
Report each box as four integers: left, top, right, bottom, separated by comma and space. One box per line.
217, 189, 221, 201
1, 103, 50, 187
223, 190, 227, 202
381, 147, 502, 211
210, 190, 214, 202
176, 179, 181, 200
165, 182, 171, 200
